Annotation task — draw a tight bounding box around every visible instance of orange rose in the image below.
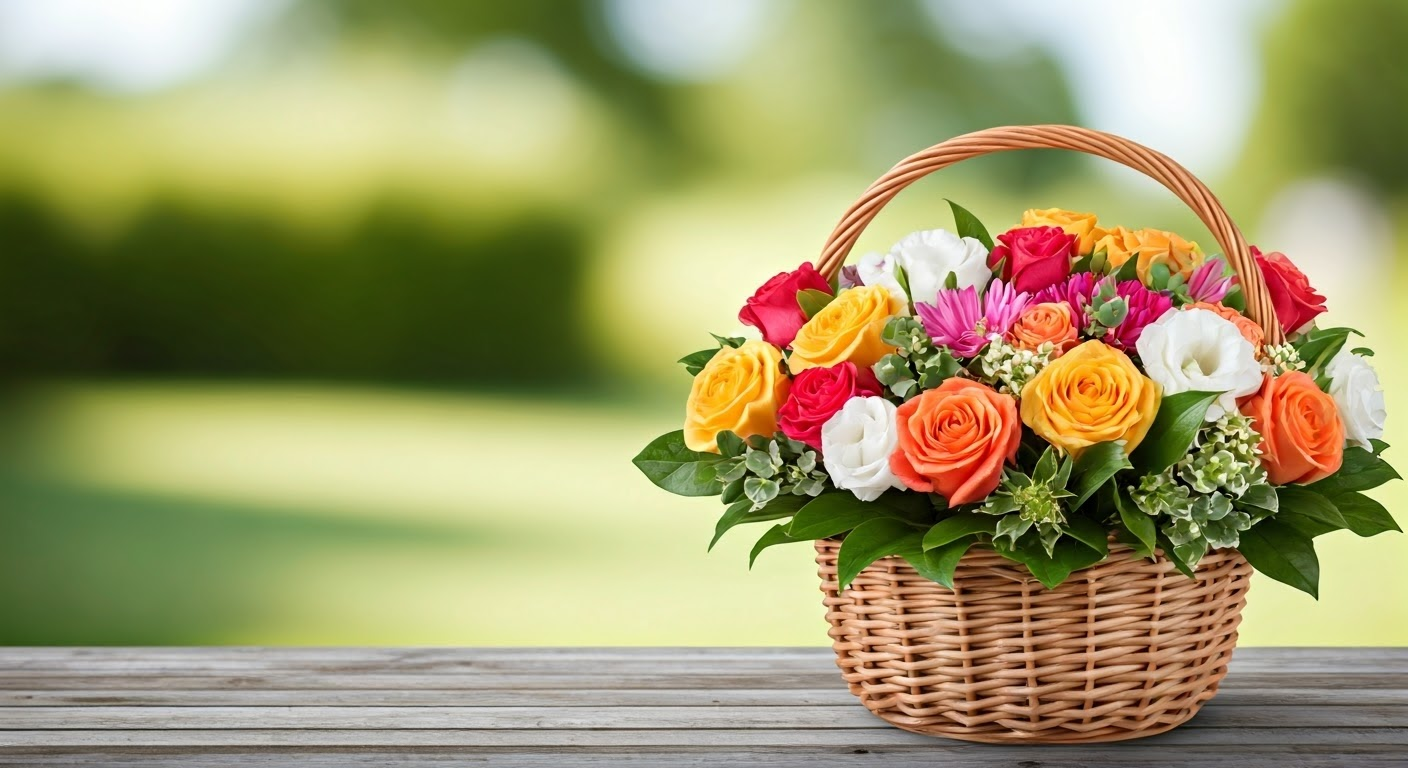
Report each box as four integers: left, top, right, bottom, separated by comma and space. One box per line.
1092, 226, 1204, 283
1186, 301, 1264, 354
889, 378, 1020, 506
1240, 371, 1345, 485
1007, 301, 1079, 355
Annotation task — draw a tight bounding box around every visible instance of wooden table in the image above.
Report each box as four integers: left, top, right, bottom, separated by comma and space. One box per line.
0, 647, 1403, 766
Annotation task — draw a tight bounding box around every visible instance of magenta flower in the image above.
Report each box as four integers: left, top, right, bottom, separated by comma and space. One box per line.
916, 279, 1030, 358
1186, 257, 1235, 304
1106, 280, 1173, 350
1034, 272, 1097, 321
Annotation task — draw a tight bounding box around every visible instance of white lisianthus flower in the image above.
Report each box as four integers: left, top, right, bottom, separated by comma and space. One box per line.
856, 229, 991, 309
1325, 348, 1387, 450
891, 229, 992, 305
820, 396, 906, 502
856, 252, 908, 313
1136, 308, 1263, 421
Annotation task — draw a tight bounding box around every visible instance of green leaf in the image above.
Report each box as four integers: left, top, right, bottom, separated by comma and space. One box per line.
1064, 516, 1111, 557
837, 518, 924, 590
1275, 485, 1346, 535
720, 477, 744, 505
1333, 492, 1402, 537
748, 524, 805, 568
1157, 532, 1197, 578
1033, 447, 1060, 485
946, 199, 994, 251
1222, 285, 1246, 312
785, 493, 879, 539
796, 288, 835, 319
786, 491, 930, 540
1130, 391, 1221, 474
711, 333, 745, 349
894, 264, 913, 306
1238, 483, 1278, 514
1293, 326, 1361, 373
902, 535, 976, 589
923, 513, 999, 550
715, 431, 746, 458
1069, 441, 1131, 509
1114, 253, 1140, 281
1001, 537, 1105, 590
632, 431, 723, 496
710, 494, 810, 551
677, 348, 718, 376
1308, 447, 1401, 495
1110, 485, 1156, 557
1238, 519, 1320, 599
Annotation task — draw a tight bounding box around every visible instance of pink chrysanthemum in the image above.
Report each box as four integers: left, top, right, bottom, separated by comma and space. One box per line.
916, 279, 1030, 358
1107, 280, 1173, 350
1186, 258, 1235, 304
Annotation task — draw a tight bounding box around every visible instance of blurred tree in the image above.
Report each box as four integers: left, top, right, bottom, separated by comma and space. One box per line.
1254, 0, 1408, 196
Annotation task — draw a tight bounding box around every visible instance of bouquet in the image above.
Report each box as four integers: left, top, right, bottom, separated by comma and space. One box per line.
634, 204, 1400, 595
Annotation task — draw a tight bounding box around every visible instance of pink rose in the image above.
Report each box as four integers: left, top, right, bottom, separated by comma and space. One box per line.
738, 263, 833, 348
778, 362, 881, 449
988, 226, 1077, 294
1252, 246, 1326, 335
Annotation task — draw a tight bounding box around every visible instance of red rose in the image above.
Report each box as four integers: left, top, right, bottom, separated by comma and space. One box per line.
988, 226, 1077, 294
778, 362, 881, 449
1252, 246, 1326, 334
738, 263, 833, 348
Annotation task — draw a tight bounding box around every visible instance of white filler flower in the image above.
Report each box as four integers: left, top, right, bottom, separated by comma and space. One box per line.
820, 396, 906, 502
1136, 307, 1263, 421
1325, 347, 1387, 450
858, 229, 990, 308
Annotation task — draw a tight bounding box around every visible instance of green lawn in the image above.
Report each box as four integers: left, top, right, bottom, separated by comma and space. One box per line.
1, 381, 1405, 646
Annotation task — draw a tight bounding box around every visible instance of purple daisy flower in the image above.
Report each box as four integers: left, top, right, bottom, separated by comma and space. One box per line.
916, 279, 1030, 358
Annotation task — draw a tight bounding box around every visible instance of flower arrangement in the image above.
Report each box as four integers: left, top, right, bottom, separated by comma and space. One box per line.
634, 203, 1400, 595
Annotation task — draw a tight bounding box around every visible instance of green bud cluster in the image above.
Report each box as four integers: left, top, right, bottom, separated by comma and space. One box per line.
1263, 343, 1306, 376
1084, 278, 1128, 336
982, 449, 1076, 556
1176, 413, 1265, 496
1129, 415, 1269, 565
977, 339, 1055, 395
716, 435, 827, 510
874, 317, 962, 400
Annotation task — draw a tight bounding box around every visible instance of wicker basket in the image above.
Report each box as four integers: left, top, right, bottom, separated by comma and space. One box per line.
809, 125, 1278, 744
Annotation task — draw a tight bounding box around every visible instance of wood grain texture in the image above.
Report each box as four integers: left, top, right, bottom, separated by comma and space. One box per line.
0, 647, 1403, 766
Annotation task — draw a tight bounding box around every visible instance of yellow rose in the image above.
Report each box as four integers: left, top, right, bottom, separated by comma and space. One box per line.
684, 340, 790, 453
1019, 340, 1161, 457
1022, 208, 1100, 255
1092, 226, 1204, 284
788, 285, 903, 373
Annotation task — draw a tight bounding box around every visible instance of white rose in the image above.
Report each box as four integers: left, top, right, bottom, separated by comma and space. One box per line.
1136, 308, 1263, 421
1325, 348, 1386, 450
821, 396, 906, 502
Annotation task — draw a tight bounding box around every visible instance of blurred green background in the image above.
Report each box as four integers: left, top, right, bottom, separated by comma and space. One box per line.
1, 0, 1405, 646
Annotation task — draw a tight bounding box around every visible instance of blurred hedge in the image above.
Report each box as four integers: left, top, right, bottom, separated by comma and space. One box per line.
0, 195, 594, 387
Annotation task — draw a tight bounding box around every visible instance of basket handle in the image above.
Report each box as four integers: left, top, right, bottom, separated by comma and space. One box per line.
816, 125, 1282, 344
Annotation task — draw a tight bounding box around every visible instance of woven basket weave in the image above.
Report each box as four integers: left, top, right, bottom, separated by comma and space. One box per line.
809, 125, 1275, 743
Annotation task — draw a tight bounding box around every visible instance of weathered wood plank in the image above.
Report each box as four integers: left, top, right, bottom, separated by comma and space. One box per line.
4, 686, 1404, 708
2, 726, 1407, 748
1, 704, 1404, 730
0, 746, 1405, 768
3, 646, 1405, 675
